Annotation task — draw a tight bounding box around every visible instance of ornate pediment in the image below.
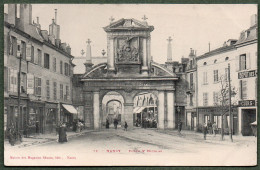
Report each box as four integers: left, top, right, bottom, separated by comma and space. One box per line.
103, 18, 154, 32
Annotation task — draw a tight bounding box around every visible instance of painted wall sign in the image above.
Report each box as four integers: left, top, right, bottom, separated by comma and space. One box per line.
238, 70, 257, 79
238, 100, 255, 107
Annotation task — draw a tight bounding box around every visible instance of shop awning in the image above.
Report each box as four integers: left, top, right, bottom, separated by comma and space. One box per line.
133, 107, 140, 113
62, 104, 77, 114
136, 107, 146, 113
250, 121, 257, 125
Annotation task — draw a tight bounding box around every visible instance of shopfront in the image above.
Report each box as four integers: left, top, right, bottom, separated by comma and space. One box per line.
27, 101, 45, 135
238, 100, 257, 136
185, 109, 197, 131
198, 106, 238, 134
61, 104, 78, 127
45, 102, 58, 134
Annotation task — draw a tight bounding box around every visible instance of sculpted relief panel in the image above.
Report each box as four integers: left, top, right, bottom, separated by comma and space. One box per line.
116, 37, 140, 63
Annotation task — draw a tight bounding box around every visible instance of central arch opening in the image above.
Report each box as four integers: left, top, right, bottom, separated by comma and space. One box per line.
102, 91, 124, 128
133, 92, 158, 128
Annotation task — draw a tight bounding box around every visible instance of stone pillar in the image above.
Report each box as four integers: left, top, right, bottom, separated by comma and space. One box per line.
124, 103, 133, 129
93, 91, 100, 130
167, 91, 175, 129
147, 36, 151, 67
142, 38, 148, 75
158, 91, 165, 129
108, 38, 115, 71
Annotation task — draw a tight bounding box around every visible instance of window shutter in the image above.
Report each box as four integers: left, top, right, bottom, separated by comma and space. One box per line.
17, 40, 21, 58
14, 69, 18, 93
35, 77, 37, 95
239, 80, 242, 100
235, 56, 239, 71
246, 53, 251, 70
9, 68, 13, 92
26, 44, 32, 61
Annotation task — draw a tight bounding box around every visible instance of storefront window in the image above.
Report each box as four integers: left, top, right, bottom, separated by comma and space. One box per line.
28, 108, 36, 127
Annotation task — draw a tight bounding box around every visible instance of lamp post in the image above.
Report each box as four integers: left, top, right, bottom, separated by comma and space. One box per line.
16, 40, 22, 143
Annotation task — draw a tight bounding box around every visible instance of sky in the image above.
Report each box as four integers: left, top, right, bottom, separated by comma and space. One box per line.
5, 4, 257, 63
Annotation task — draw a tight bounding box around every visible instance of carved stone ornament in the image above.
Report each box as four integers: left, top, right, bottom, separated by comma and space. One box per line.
116, 37, 139, 63
124, 86, 133, 93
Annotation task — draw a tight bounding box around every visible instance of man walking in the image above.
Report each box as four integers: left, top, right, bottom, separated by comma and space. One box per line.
212, 122, 217, 136
203, 123, 207, 140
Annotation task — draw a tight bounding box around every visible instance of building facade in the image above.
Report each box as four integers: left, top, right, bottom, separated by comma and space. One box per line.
196, 14, 257, 135
4, 4, 75, 136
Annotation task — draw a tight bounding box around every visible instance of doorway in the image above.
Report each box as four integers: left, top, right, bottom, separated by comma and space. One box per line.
242, 109, 256, 136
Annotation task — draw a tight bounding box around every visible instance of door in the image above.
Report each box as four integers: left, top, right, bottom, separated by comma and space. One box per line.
242, 109, 256, 136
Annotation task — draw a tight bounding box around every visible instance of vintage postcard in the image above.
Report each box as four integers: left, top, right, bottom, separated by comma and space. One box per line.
3, 4, 257, 166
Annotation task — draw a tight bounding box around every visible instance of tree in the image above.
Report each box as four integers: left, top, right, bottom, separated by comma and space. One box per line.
213, 73, 238, 140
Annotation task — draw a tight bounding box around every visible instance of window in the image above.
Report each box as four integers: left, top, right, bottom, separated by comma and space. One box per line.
240, 80, 247, 100
65, 85, 69, 101
239, 54, 246, 70
53, 57, 56, 72
10, 36, 17, 56
65, 63, 69, 76
9, 68, 18, 93
44, 53, 50, 69
203, 93, 208, 106
68, 64, 71, 76
21, 41, 26, 60
37, 49, 42, 66
214, 116, 222, 128
60, 84, 63, 100
21, 72, 27, 93
190, 73, 193, 89
203, 72, 208, 85
204, 115, 209, 124
213, 91, 219, 105
46, 80, 50, 99
213, 70, 218, 83
214, 59, 217, 63
203, 62, 207, 65
224, 68, 229, 81
31, 46, 34, 63
225, 57, 229, 61
53, 82, 57, 100
35, 77, 42, 96
4, 67, 8, 92
60, 61, 63, 74
190, 94, 193, 106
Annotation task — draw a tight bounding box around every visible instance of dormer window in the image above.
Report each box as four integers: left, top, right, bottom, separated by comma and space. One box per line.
246, 31, 250, 38
203, 62, 207, 65
214, 59, 217, 63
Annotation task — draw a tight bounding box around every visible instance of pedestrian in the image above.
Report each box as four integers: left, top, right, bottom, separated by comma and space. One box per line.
203, 123, 207, 140
207, 120, 212, 134
106, 118, 109, 129
58, 123, 68, 143
114, 119, 118, 129
178, 120, 182, 133
8, 122, 15, 146
124, 121, 128, 131
212, 122, 217, 136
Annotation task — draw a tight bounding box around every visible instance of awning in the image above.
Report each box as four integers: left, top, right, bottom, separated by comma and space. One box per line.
62, 104, 77, 114
133, 107, 140, 113
250, 121, 257, 125
136, 107, 146, 113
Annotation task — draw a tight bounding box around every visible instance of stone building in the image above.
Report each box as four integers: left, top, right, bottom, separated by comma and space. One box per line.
72, 18, 183, 130
196, 14, 257, 135
4, 4, 75, 136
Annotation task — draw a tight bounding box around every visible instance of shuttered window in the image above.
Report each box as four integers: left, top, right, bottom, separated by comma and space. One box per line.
60, 61, 63, 74
239, 54, 246, 70
203, 93, 208, 106
44, 53, 50, 69
31, 46, 34, 63
21, 41, 26, 60
53, 82, 57, 100
213, 70, 218, 83
203, 72, 208, 85
240, 80, 247, 100
53, 57, 56, 72
35, 77, 41, 96
37, 49, 42, 66
46, 80, 50, 99
60, 84, 63, 100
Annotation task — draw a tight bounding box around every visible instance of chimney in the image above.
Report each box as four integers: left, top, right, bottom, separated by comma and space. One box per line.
55, 9, 57, 24
35, 16, 41, 29
250, 14, 257, 27
7, 4, 17, 25
49, 9, 60, 39
55, 39, 61, 47
66, 45, 71, 54
40, 30, 49, 41
20, 4, 32, 30
167, 36, 173, 62
84, 39, 93, 72
61, 43, 67, 51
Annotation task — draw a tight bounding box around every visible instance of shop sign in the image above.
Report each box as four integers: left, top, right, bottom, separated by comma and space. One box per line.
238, 70, 257, 79
27, 73, 34, 94
238, 100, 255, 107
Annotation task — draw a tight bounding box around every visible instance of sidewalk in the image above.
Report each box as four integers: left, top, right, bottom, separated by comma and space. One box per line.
153, 129, 257, 145
4, 129, 95, 149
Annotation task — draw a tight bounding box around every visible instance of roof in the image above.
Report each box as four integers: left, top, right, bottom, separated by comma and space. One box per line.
72, 56, 107, 74
196, 45, 236, 60
235, 24, 257, 46
103, 18, 154, 32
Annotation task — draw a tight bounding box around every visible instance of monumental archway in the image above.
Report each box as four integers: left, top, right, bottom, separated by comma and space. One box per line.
80, 18, 179, 130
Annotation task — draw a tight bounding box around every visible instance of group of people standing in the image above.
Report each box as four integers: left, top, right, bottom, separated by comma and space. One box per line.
203, 121, 218, 140
105, 118, 128, 131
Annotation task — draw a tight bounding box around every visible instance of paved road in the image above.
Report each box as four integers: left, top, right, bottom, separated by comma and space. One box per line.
5, 128, 257, 166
